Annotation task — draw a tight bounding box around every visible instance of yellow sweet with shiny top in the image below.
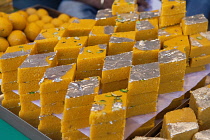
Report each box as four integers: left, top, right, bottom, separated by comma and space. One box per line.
34, 37, 59, 53
89, 90, 127, 124
108, 31, 136, 55
158, 25, 183, 45
37, 27, 70, 39
112, 0, 138, 15
54, 36, 88, 65
75, 69, 102, 80
88, 26, 114, 46
77, 44, 107, 71
67, 19, 96, 37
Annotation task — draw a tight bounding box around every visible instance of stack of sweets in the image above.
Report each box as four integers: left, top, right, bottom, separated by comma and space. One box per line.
101, 51, 132, 93
17, 52, 57, 127
193, 129, 210, 140
189, 86, 210, 130
132, 39, 161, 65
159, 0, 186, 28
76, 44, 107, 80
0, 43, 37, 115
38, 64, 76, 139
95, 9, 116, 26
182, 14, 209, 73
54, 36, 88, 65
108, 31, 136, 55
89, 90, 127, 140
160, 108, 199, 139
61, 77, 100, 140
158, 49, 186, 94
127, 62, 160, 118
112, 0, 138, 15
88, 26, 114, 46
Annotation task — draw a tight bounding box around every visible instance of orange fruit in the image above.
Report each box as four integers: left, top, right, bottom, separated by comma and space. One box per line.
27, 14, 39, 23
41, 15, 53, 23
35, 20, 45, 28
51, 18, 63, 27
0, 12, 9, 19
42, 23, 55, 29
7, 30, 27, 46
36, 8, 48, 18
24, 23, 41, 41
0, 17, 13, 37
9, 12, 27, 30
58, 13, 70, 22
17, 10, 29, 19
26, 7, 37, 15
0, 37, 9, 51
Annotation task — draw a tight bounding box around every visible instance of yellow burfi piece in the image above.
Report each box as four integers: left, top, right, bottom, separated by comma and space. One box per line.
0, 43, 36, 73
127, 101, 157, 118
35, 27, 69, 40
3, 90, 19, 100
41, 101, 64, 115
132, 39, 160, 65
139, 10, 159, 21
190, 86, 210, 130
75, 69, 102, 80
165, 122, 199, 140
190, 54, 210, 67
2, 70, 17, 83
135, 20, 158, 41
108, 31, 136, 55
19, 80, 40, 95
62, 104, 92, 121
158, 80, 184, 94
102, 52, 132, 83
90, 119, 125, 138
40, 90, 66, 106
90, 90, 127, 124
1, 82, 18, 92
2, 98, 19, 108
128, 62, 160, 95
112, 0, 137, 15
38, 115, 61, 134
127, 91, 158, 107
77, 44, 106, 71
163, 35, 190, 60
19, 108, 40, 120
182, 14, 208, 35
18, 52, 57, 83
7, 106, 21, 116
159, 13, 185, 28
67, 19, 96, 37
88, 26, 114, 46
158, 25, 183, 45
101, 79, 128, 93
95, 9, 117, 26
19, 92, 40, 111
115, 13, 139, 32
160, 71, 185, 83
161, 1, 186, 16
34, 37, 59, 53
159, 49, 186, 75
64, 77, 100, 107
189, 31, 210, 58
57, 58, 77, 65
61, 117, 89, 132
54, 36, 88, 63
193, 129, 210, 140
185, 65, 206, 74
62, 129, 89, 140
39, 64, 76, 93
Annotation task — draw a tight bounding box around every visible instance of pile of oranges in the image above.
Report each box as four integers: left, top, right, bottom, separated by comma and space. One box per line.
0, 7, 76, 52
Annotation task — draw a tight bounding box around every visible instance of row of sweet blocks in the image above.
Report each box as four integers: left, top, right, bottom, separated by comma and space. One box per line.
0, 49, 184, 139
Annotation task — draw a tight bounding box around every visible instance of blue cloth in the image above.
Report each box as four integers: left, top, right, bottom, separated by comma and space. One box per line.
186, 0, 210, 19
58, 0, 98, 19
13, 0, 62, 9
